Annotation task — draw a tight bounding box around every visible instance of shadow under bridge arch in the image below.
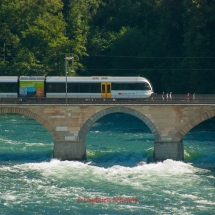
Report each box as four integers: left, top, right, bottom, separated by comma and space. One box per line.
0, 107, 59, 141
173, 109, 215, 142
78, 106, 161, 142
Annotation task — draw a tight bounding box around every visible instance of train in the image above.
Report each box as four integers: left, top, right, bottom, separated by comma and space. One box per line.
0, 76, 154, 99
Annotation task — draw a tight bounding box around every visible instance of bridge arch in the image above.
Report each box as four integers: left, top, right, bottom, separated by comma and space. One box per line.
173, 109, 215, 142
0, 107, 59, 141
78, 106, 161, 142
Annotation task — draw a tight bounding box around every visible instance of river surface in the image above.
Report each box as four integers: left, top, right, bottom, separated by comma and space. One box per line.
0, 113, 215, 214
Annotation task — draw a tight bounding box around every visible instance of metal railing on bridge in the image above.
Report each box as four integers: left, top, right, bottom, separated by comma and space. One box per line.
0, 94, 215, 105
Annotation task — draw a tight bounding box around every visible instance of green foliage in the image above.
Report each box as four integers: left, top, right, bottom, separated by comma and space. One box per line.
0, 0, 215, 93
85, 0, 215, 93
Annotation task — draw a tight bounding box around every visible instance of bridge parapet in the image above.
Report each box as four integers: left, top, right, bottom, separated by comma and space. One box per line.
1, 94, 215, 105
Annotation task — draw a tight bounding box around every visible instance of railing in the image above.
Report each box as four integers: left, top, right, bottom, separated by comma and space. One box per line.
0, 94, 215, 105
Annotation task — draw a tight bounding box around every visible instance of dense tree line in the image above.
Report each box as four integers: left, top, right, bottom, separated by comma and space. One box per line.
0, 0, 215, 93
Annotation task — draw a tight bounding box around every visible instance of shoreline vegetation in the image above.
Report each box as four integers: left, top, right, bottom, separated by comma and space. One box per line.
0, 0, 215, 94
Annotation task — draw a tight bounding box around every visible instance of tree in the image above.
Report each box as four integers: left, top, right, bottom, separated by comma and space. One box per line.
66, 0, 101, 75
183, 0, 215, 93
0, 0, 20, 75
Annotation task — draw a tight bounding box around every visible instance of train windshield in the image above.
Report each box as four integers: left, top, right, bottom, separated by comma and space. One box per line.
145, 83, 151, 90
138, 83, 151, 90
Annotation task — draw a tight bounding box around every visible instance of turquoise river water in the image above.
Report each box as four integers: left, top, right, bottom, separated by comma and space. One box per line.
0, 113, 215, 214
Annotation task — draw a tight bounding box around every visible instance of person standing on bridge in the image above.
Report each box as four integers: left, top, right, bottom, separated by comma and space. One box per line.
166, 93, 169, 101
193, 93, 196, 100
169, 92, 172, 101
187, 93, 190, 101
162, 92, 165, 101
151, 93, 154, 101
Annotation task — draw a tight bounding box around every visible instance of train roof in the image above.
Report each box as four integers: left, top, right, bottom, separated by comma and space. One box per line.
0, 76, 18, 82
20, 76, 45, 80
46, 76, 150, 83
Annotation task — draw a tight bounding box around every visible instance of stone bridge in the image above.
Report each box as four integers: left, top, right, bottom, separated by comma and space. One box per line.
0, 104, 215, 161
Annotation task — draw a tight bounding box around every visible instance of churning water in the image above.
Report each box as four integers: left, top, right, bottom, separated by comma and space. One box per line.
0, 113, 215, 214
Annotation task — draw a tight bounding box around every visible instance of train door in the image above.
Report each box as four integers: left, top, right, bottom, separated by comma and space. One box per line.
101, 82, 111, 98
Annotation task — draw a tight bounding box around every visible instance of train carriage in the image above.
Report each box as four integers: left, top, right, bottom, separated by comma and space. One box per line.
19, 76, 45, 97
0, 76, 18, 98
45, 76, 153, 99
0, 76, 153, 99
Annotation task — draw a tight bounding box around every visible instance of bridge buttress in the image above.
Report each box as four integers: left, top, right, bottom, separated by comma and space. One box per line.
154, 141, 184, 161
54, 141, 86, 161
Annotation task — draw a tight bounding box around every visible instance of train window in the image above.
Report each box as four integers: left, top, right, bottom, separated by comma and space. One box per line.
137, 83, 144, 90
47, 84, 53, 92
48, 83, 100, 93
112, 83, 137, 90
120, 84, 126, 90
59, 83, 65, 92
112, 83, 123, 90
0, 83, 17, 92
137, 83, 151, 90
79, 84, 90, 93
69, 83, 79, 93
107, 84, 111, 93
47, 83, 65, 92
102, 85, 105, 93
89, 83, 100, 93
125, 83, 136, 90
